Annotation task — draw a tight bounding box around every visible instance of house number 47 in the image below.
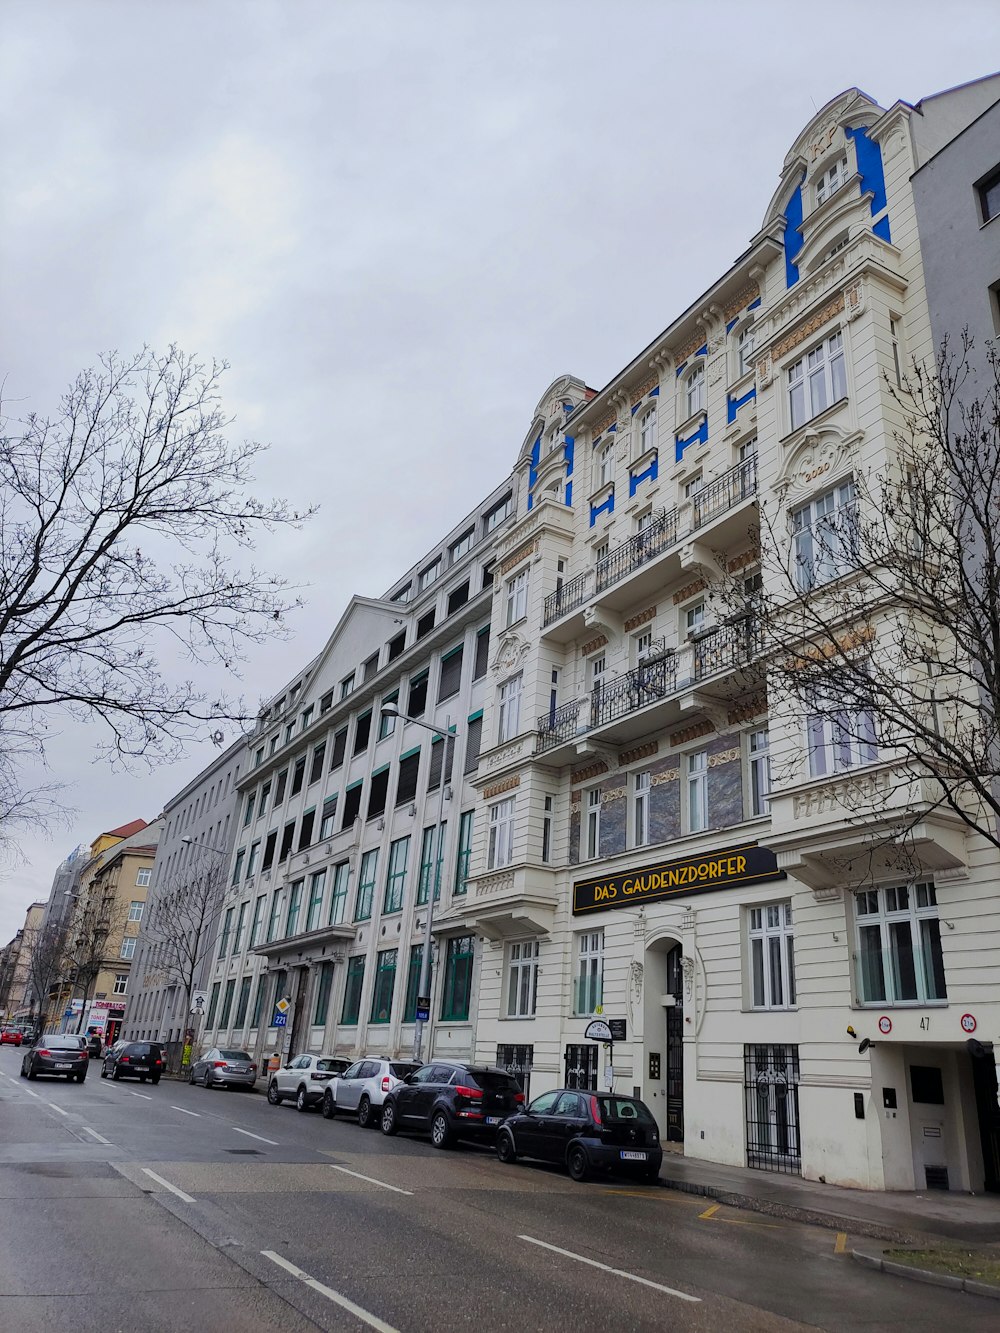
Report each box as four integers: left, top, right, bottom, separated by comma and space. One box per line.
919, 1017, 930, 1031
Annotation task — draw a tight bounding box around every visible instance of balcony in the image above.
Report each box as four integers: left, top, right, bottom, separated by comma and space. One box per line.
452, 866, 559, 940
542, 456, 757, 634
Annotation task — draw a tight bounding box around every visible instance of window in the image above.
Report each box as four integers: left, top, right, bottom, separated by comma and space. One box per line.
278, 820, 296, 862
438, 645, 464, 701
737, 321, 756, 377
791, 479, 856, 590
285, 880, 303, 937
306, 869, 326, 932
815, 155, 848, 204
319, 795, 338, 840
806, 681, 878, 776
633, 771, 651, 847
370, 949, 397, 1024
367, 768, 389, 820
249, 894, 266, 948
391, 582, 411, 604
684, 472, 704, 500
362, 653, 379, 683
218, 906, 234, 959
340, 673, 355, 700
312, 961, 334, 1026
403, 943, 429, 1022
320, 690, 333, 714
232, 901, 247, 954
684, 601, 705, 637
234, 976, 252, 1028
329, 861, 349, 925
341, 956, 365, 1024
274, 767, 288, 804
455, 811, 474, 896
506, 940, 539, 1018
128, 900, 144, 923
488, 797, 515, 869
687, 750, 708, 832
450, 528, 475, 562
246, 839, 261, 876
330, 728, 348, 770
250, 974, 267, 1028
575, 931, 603, 1014
585, 789, 601, 859
419, 558, 441, 591
387, 631, 406, 662
427, 732, 453, 790
855, 883, 947, 1005
377, 694, 398, 742
301, 704, 314, 730
505, 569, 528, 626
497, 674, 522, 743
485, 493, 513, 532
416, 608, 436, 639
590, 653, 606, 697
135, 868, 151, 888
638, 404, 656, 454
206, 982, 221, 1027
353, 711, 372, 755
120, 936, 136, 960
978, 165, 1000, 224
384, 836, 409, 913
541, 794, 553, 863
464, 714, 483, 773
441, 936, 474, 1021
341, 782, 362, 828
395, 749, 421, 806
417, 824, 445, 905
748, 729, 771, 816
309, 743, 326, 784
285, 723, 295, 745
474, 627, 490, 679
113, 973, 128, 996
258, 780, 271, 812
594, 540, 609, 567
748, 903, 795, 1009
598, 442, 614, 488
408, 671, 428, 718
685, 362, 705, 417
354, 848, 378, 921
266, 890, 285, 943
290, 755, 306, 797
787, 332, 846, 430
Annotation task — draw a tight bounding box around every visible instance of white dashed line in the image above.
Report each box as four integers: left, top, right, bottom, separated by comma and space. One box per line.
129, 1091, 153, 1100
170, 1106, 200, 1117
23, 1088, 40, 1099
81, 1126, 111, 1144
47, 1102, 70, 1116
517, 1235, 701, 1303
261, 1250, 398, 1332
141, 1168, 195, 1204
232, 1127, 278, 1145
328, 1165, 414, 1196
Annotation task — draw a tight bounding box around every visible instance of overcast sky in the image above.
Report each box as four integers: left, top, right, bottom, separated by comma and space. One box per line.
1, 0, 996, 943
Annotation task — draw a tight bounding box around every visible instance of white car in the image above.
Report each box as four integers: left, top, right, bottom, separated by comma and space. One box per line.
267, 1053, 350, 1111
323, 1057, 420, 1128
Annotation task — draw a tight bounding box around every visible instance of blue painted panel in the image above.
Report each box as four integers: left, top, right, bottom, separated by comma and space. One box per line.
675, 416, 708, 463
748, 297, 761, 311
589, 490, 615, 527
629, 453, 659, 498
564, 436, 574, 477
783, 179, 804, 288
676, 362, 687, 377
608, 423, 617, 433
696, 344, 707, 358
565, 480, 573, 506
726, 317, 739, 334
727, 385, 757, 424
872, 214, 892, 243
650, 385, 660, 397
846, 126, 887, 215
631, 402, 640, 416
527, 433, 541, 511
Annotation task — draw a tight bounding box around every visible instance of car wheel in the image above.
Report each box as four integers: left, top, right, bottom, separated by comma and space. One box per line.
188, 1069, 196, 1084
641, 1164, 660, 1184
139, 1075, 147, 1083
430, 1110, 452, 1150
151, 1077, 160, 1086
75, 1072, 86, 1083
112, 1066, 122, 1081
380, 1101, 398, 1136
100, 1067, 108, 1079
203, 1069, 213, 1088
496, 1129, 518, 1165
567, 1144, 589, 1183
27, 1066, 37, 1080
267, 1080, 281, 1105
321, 1089, 336, 1119
296, 1085, 310, 1113
357, 1096, 374, 1129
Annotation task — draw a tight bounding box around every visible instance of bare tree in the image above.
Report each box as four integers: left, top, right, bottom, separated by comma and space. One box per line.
739, 334, 1000, 866
0, 346, 315, 848
139, 856, 228, 1034
61, 893, 130, 1033
23, 919, 69, 1029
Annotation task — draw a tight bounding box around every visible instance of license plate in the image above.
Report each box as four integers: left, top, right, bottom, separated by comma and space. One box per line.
55, 1063, 72, 1069
620, 1150, 647, 1161
232, 1066, 249, 1074
485, 1116, 502, 1126
133, 1065, 148, 1072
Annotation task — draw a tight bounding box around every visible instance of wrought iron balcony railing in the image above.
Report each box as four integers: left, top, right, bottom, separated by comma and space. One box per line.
543, 569, 592, 626
595, 506, 679, 594
591, 652, 678, 728
536, 699, 585, 753
692, 454, 757, 530
692, 617, 762, 681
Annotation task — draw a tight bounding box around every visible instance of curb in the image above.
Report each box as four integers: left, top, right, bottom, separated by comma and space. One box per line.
851, 1248, 1000, 1300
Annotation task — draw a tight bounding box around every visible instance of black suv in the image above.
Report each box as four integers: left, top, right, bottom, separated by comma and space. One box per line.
380, 1060, 524, 1148
101, 1041, 164, 1084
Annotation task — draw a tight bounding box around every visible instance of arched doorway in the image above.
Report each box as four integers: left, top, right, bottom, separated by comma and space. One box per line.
643, 935, 684, 1143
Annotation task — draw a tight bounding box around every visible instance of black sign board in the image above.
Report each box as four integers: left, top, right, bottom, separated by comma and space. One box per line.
608, 1019, 626, 1042
415, 996, 431, 1022
573, 841, 785, 916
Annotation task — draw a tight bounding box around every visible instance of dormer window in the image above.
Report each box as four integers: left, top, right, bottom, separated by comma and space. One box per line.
638, 404, 657, 454
685, 362, 705, 418
815, 156, 849, 206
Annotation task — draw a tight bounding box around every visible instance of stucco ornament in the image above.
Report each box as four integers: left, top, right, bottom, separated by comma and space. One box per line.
492, 632, 529, 677
681, 955, 695, 1002
627, 960, 644, 1024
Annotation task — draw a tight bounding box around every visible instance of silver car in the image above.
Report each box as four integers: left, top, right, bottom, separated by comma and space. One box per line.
189, 1047, 257, 1090
267, 1053, 350, 1111
323, 1058, 420, 1127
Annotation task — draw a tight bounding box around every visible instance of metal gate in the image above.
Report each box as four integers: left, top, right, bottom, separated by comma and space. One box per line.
744, 1043, 801, 1174
564, 1043, 598, 1091
497, 1043, 533, 1102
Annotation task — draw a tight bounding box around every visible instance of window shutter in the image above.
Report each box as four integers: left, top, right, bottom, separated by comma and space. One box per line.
465, 716, 483, 773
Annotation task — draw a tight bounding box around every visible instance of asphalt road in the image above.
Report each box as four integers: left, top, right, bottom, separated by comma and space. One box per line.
0, 1047, 996, 1332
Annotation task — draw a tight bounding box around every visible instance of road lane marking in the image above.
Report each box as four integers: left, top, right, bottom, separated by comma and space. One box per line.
142, 1168, 195, 1204
328, 1165, 414, 1196
233, 1127, 278, 1145
261, 1250, 398, 1332
81, 1126, 111, 1144
517, 1235, 700, 1303
23, 1088, 40, 1099
171, 1106, 200, 1117
47, 1102, 70, 1116
699, 1203, 720, 1219
129, 1091, 153, 1100
835, 1232, 847, 1254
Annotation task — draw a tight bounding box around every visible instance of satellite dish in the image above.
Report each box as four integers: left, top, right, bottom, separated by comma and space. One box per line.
858, 1038, 871, 1054
967, 1038, 987, 1059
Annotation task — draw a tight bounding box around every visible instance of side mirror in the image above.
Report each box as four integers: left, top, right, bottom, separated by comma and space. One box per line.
403, 1072, 415, 1084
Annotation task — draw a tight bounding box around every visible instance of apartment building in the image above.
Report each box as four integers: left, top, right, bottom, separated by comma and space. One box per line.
449, 75, 1000, 1194
198, 477, 518, 1070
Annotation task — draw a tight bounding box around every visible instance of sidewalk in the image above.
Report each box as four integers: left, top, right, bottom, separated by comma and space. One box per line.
658, 1149, 1000, 1244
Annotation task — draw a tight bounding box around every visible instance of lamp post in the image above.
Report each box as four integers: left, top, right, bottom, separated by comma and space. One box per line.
380, 701, 457, 1064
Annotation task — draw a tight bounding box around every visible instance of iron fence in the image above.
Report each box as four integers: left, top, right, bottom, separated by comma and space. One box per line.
591, 653, 678, 728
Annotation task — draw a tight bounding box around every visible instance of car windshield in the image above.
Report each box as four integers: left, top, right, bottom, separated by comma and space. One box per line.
465, 1069, 520, 1094
390, 1063, 419, 1078
43, 1037, 83, 1049
596, 1096, 656, 1125
219, 1050, 250, 1061
316, 1059, 342, 1072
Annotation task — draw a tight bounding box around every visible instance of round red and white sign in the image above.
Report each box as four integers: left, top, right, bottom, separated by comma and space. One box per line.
961, 1013, 977, 1033
878, 1015, 892, 1035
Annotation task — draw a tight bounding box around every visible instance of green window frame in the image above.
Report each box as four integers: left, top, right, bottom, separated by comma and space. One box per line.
306, 869, 326, 932
231, 849, 245, 886
417, 823, 446, 905
220, 978, 236, 1028
231, 901, 247, 955
384, 836, 409, 914
266, 889, 285, 943
250, 974, 267, 1028
329, 861, 349, 925
233, 976, 252, 1028
218, 906, 234, 960
369, 948, 398, 1025
378, 692, 399, 741
249, 893, 266, 948
403, 944, 431, 1022
319, 795, 338, 840
206, 981, 221, 1028
312, 960, 335, 1026
455, 810, 474, 896
355, 849, 378, 921
440, 935, 475, 1022
341, 956, 365, 1024
285, 880, 304, 937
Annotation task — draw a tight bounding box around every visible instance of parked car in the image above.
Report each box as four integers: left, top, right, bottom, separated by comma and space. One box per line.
1, 1027, 23, 1046
268, 1054, 350, 1111
495, 1089, 662, 1183
20, 1034, 89, 1082
323, 1057, 420, 1127
189, 1047, 257, 1090
380, 1060, 524, 1148
101, 1040, 164, 1084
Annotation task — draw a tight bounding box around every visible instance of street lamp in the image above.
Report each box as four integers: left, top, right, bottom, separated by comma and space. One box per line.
380, 701, 458, 1063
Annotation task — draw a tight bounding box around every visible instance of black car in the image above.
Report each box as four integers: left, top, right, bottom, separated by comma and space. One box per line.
496, 1089, 662, 1183
380, 1060, 524, 1148
101, 1040, 164, 1084
20, 1034, 89, 1082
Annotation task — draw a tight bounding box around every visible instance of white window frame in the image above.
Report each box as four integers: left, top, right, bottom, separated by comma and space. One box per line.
633, 770, 651, 847
485, 494, 513, 532
505, 939, 539, 1018
854, 883, 947, 1006
127, 900, 144, 923
815, 155, 849, 205
748, 729, 771, 816
687, 750, 708, 832
113, 974, 129, 995
135, 868, 151, 888
685, 362, 705, 418
541, 794, 553, 863
791, 479, 856, 590
120, 936, 137, 960
497, 674, 523, 743
633, 628, 653, 664
736, 320, 756, 378
806, 680, 878, 777
638, 404, 657, 454
488, 797, 516, 869
505, 569, 528, 626
590, 652, 606, 696
748, 902, 795, 1009
684, 600, 705, 638
419, 558, 441, 591
787, 331, 847, 431
585, 788, 601, 859
598, 442, 614, 488
449, 528, 475, 563
575, 930, 604, 1015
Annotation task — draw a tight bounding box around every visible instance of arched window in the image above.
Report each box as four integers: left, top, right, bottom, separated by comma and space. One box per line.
637, 404, 657, 454
685, 362, 705, 418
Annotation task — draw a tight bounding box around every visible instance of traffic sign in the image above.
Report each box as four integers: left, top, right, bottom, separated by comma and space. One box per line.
584, 1019, 613, 1043
415, 996, 430, 1023
273, 1012, 287, 1027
